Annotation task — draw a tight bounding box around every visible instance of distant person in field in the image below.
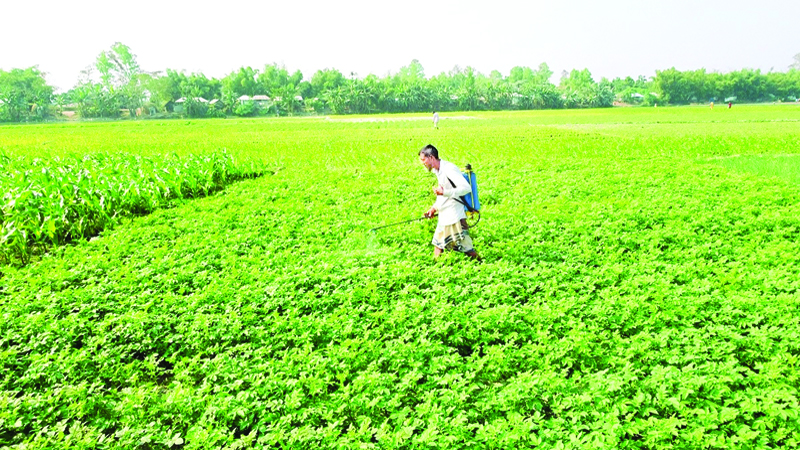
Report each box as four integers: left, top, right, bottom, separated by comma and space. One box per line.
728, 102, 732, 108
432, 111, 439, 129
418, 144, 480, 260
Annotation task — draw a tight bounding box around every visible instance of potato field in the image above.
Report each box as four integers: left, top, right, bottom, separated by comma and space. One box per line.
1, 106, 800, 449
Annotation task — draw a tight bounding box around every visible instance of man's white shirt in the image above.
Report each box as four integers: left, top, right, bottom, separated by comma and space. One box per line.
431, 159, 471, 226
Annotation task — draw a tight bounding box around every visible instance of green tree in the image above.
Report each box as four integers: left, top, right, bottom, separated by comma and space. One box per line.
444, 66, 482, 111
511, 63, 553, 86
308, 68, 346, 112
93, 43, 138, 94
725, 69, 767, 102
611, 75, 654, 104
143, 70, 183, 113
559, 69, 611, 108
508, 66, 535, 86
310, 68, 346, 97
521, 83, 563, 109
395, 59, 426, 84
653, 67, 685, 104
0, 67, 54, 122
93, 42, 146, 116
274, 83, 302, 115
223, 67, 259, 97
559, 68, 594, 92
427, 73, 456, 111
322, 86, 347, 115
655, 68, 723, 104
181, 73, 221, 100
534, 62, 554, 85
258, 64, 299, 96
769, 69, 800, 101
70, 82, 121, 118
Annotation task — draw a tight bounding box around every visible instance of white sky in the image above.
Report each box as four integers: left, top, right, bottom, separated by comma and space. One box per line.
2, 0, 799, 92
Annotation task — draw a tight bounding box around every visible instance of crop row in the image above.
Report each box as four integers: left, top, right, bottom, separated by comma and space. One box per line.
0, 151, 267, 264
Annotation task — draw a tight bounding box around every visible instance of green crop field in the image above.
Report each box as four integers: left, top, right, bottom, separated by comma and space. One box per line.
1, 105, 800, 449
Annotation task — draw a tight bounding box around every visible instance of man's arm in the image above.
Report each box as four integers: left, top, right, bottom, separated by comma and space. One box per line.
425, 192, 445, 218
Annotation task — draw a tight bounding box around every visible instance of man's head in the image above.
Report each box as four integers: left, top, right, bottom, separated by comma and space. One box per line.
419, 144, 440, 171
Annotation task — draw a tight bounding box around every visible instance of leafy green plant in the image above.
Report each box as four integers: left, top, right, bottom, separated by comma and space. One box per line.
0, 150, 265, 263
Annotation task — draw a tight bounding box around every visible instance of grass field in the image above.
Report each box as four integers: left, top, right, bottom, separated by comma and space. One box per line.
1, 105, 800, 449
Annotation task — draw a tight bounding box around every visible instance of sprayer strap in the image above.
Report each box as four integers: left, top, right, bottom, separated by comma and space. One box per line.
446, 176, 476, 213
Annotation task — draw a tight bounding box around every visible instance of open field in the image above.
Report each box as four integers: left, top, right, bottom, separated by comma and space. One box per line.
1, 105, 800, 449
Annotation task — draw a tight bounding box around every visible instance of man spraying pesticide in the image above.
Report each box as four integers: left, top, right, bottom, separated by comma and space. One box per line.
369, 144, 481, 259
418, 144, 481, 260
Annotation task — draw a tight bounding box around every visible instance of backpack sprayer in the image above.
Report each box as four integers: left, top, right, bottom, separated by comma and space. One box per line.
459, 163, 481, 227
370, 163, 481, 232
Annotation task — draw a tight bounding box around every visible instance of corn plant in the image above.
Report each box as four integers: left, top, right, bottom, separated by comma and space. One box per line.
0, 150, 264, 263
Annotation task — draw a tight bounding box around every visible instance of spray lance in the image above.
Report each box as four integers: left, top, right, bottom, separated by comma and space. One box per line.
369, 216, 429, 232
370, 163, 481, 232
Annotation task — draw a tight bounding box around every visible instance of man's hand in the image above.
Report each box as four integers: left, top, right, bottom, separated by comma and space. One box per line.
424, 207, 437, 219
433, 185, 444, 196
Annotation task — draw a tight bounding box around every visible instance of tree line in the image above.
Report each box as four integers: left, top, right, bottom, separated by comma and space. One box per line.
2, 44, 799, 122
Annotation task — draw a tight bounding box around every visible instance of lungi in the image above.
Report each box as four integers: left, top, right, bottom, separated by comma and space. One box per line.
431, 220, 474, 253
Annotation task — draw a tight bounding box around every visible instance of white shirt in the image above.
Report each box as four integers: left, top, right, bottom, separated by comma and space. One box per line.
431, 159, 472, 226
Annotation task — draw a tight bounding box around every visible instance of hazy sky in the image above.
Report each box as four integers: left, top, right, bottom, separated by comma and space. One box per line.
3, 0, 799, 92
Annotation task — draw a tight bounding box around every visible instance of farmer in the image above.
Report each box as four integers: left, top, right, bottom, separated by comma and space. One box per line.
418, 144, 481, 260
432, 111, 439, 129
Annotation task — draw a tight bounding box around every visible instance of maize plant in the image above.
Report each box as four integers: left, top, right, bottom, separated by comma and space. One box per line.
0, 150, 264, 263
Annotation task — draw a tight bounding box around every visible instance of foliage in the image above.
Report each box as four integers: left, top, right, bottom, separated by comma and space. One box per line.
182, 97, 209, 118
654, 67, 800, 104
559, 69, 614, 108
233, 100, 259, 117
222, 66, 259, 98
70, 82, 122, 118
4, 44, 800, 123
0, 67, 54, 122
0, 147, 266, 264
95, 42, 147, 116
311, 68, 347, 96
1, 106, 799, 448
258, 64, 303, 98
